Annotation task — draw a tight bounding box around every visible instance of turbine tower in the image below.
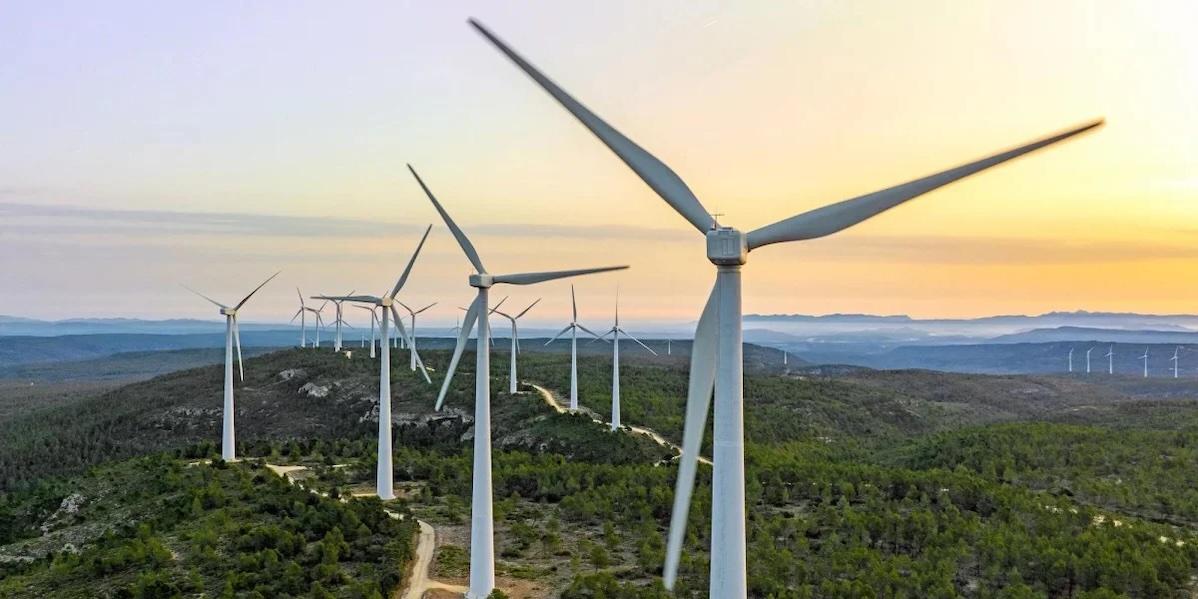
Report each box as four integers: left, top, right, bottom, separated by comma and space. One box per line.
313, 292, 354, 352
356, 305, 380, 358
1172, 346, 1181, 378
398, 301, 438, 371
410, 165, 625, 599
470, 18, 1104, 596
546, 286, 603, 411
1067, 347, 1074, 373
331, 227, 433, 500
493, 298, 542, 394
1086, 347, 1094, 374
1141, 346, 1150, 378
595, 289, 656, 430
290, 288, 309, 347
184, 272, 279, 462
1106, 345, 1114, 375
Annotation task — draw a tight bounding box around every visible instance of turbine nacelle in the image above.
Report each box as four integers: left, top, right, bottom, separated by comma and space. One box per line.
220, 307, 236, 316
469, 273, 496, 288
707, 227, 748, 266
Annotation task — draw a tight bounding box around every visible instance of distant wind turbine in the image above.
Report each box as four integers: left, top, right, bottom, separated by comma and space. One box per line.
1106, 345, 1114, 375
290, 288, 309, 347
309, 292, 355, 352
398, 301, 438, 371
355, 305, 380, 359
493, 298, 542, 394
305, 301, 328, 348
546, 285, 604, 411
1086, 347, 1094, 374
1067, 347, 1074, 373
1172, 346, 1181, 378
410, 164, 626, 599
183, 272, 279, 461
470, 17, 1104, 595
1141, 346, 1150, 378
330, 226, 434, 500
594, 289, 656, 430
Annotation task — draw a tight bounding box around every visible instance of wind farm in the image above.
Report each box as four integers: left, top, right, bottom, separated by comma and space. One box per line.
4, 3, 1198, 599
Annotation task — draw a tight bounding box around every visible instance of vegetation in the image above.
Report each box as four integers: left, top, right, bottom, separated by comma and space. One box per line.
0, 455, 416, 597
6, 345, 1198, 596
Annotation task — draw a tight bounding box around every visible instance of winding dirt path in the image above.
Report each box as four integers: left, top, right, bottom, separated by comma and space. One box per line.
262, 463, 464, 597
527, 383, 711, 465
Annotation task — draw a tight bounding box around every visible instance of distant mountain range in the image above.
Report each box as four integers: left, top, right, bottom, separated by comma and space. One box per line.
746, 310, 1198, 328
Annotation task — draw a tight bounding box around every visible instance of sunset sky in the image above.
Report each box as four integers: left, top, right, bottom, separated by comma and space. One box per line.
2, 1, 1196, 326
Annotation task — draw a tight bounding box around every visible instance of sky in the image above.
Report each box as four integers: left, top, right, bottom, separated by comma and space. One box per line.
1, 0, 1196, 327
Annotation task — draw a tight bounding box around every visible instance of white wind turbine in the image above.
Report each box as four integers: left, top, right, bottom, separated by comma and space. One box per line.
594, 289, 657, 430
356, 305, 381, 358
1067, 347, 1074, 373
290, 288, 310, 347
471, 18, 1104, 595
330, 226, 434, 500
398, 301, 438, 371
184, 272, 279, 462
410, 164, 626, 599
1086, 347, 1094, 374
305, 301, 328, 348
546, 285, 604, 411
309, 292, 354, 352
448, 317, 463, 336
1105, 345, 1114, 375
493, 298, 543, 394
1172, 346, 1181, 378
1141, 346, 1150, 378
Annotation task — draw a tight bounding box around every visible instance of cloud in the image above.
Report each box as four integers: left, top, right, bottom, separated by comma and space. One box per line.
0, 201, 692, 242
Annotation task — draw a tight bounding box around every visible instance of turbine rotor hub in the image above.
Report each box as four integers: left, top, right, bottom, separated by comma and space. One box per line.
221, 308, 235, 316
380, 297, 393, 307
706, 226, 747, 266
469, 273, 494, 288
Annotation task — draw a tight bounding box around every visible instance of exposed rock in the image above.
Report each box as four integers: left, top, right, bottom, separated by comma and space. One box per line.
40, 493, 85, 534
298, 382, 330, 398
278, 368, 306, 381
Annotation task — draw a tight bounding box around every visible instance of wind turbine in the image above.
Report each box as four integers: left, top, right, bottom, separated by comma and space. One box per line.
1067, 347, 1073, 373
305, 301, 327, 348
310, 292, 355, 352
183, 272, 279, 462
449, 317, 463, 336
410, 164, 626, 599
291, 288, 310, 347
1141, 346, 1150, 378
1172, 346, 1181, 378
594, 289, 656, 430
1086, 347, 1094, 374
330, 226, 434, 500
459, 297, 508, 349
356, 305, 380, 358
398, 301, 439, 371
493, 298, 543, 394
546, 285, 604, 411
470, 18, 1104, 595
1105, 345, 1114, 375
667, 338, 672, 356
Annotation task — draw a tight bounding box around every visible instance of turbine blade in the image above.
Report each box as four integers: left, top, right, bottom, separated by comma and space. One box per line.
621, 329, 658, 355
408, 165, 486, 273
490, 296, 509, 314
392, 305, 432, 384
589, 329, 615, 344
296, 287, 305, 308
415, 302, 437, 315
470, 19, 713, 234
396, 300, 414, 316
233, 316, 245, 382
493, 266, 628, 286
390, 224, 433, 299
571, 284, 577, 322
290, 308, 303, 323
235, 271, 281, 310
435, 295, 482, 410
746, 119, 1104, 250
664, 279, 719, 590
576, 323, 604, 340
515, 298, 542, 319
181, 284, 227, 310
545, 324, 573, 345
